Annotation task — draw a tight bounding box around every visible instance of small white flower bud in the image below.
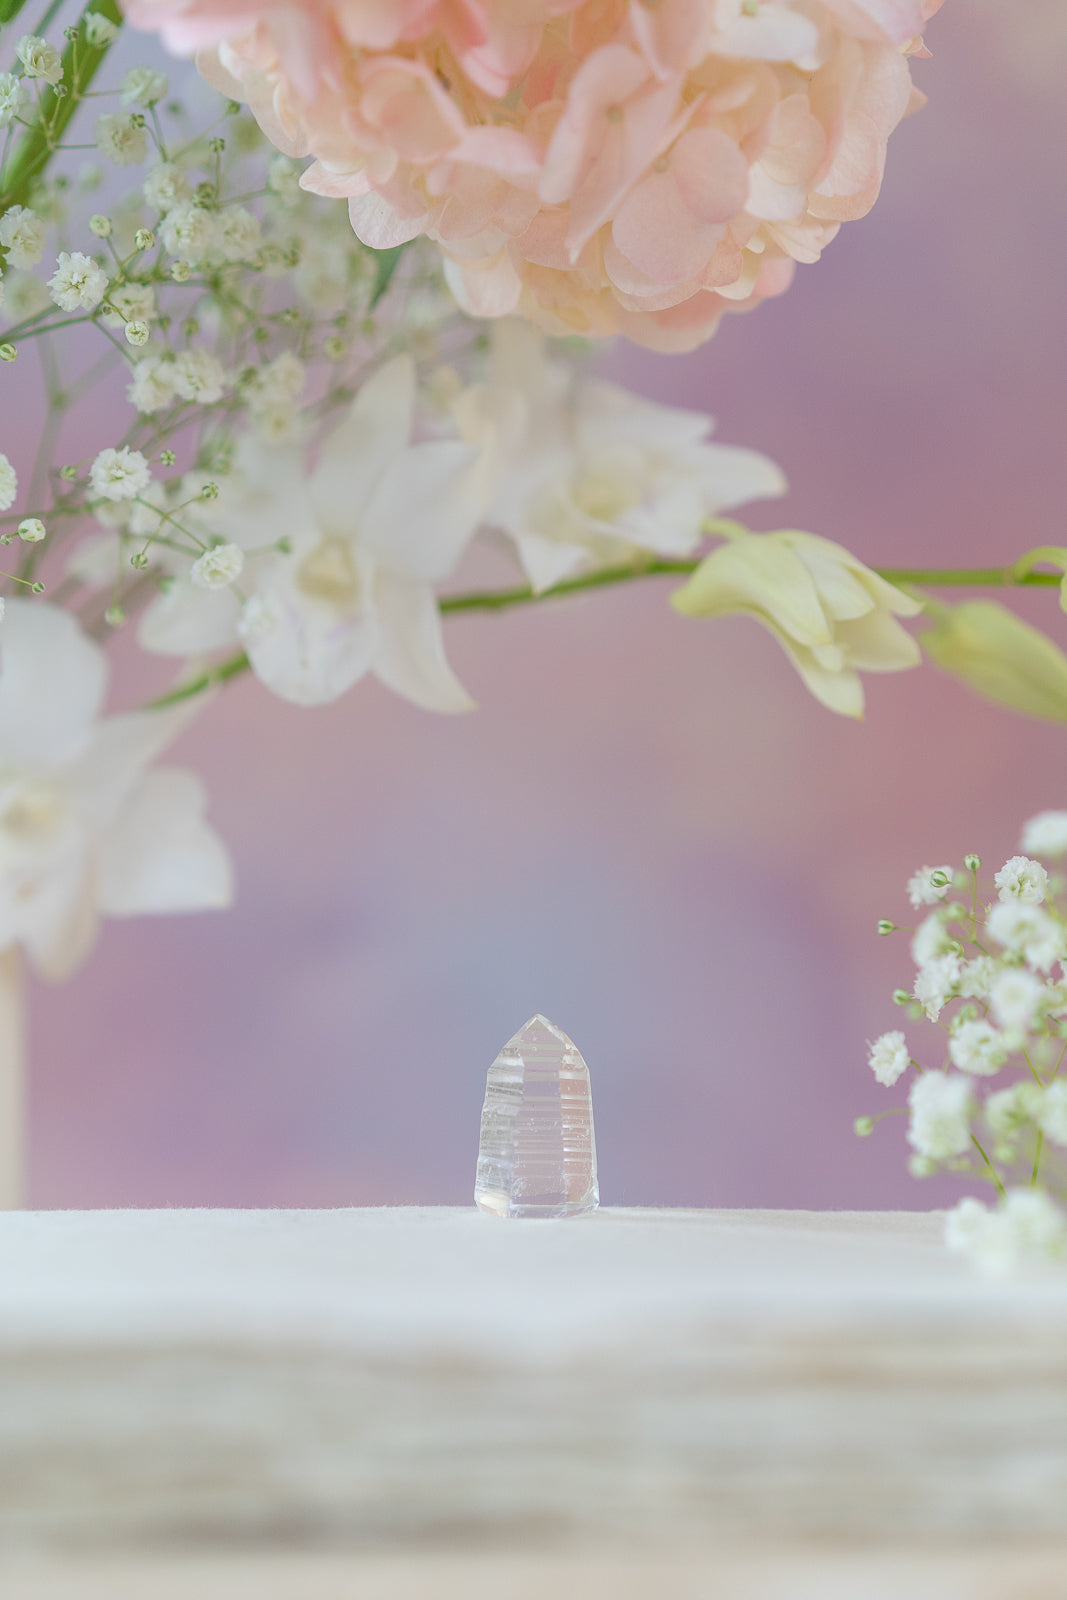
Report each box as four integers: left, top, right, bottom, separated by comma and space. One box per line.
170, 259, 191, 282
16, 35, 63, 86
0, 453, 17, 512
0, 344, 16, 363
124, 319, 150, 347
17, 517, 45, 543
238, 593, 281, 645
267, 155, 300, 197
0, 73, 29, 131
89, 213, 112, 238
48, 250, 109, 312
190, 542, 244, 589
90, 446, 151, 502
0, 205, 46, 269
95, 112, 149, 168
160, 202, 214, 265
134, 228, 155, 251
121, 66, 168, 108
84, 12, 121, 47
867, 1031, 909, 1088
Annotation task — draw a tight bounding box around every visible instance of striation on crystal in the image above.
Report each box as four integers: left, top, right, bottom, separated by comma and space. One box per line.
474, 1014, 599, 1219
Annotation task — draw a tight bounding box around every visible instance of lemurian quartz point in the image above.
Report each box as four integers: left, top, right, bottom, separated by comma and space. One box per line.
474, 1015, 599, 1219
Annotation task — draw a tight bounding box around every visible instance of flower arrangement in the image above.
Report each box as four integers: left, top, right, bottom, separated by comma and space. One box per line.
2, 0, 1067, 1190
862, 816, 1067, 1274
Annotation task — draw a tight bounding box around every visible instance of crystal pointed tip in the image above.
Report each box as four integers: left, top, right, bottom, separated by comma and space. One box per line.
512, 1012, 573, 1045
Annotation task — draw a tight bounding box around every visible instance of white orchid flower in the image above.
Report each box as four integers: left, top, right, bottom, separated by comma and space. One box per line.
139, 354, 483, 711
0, 601, 231, 980
452, 318, 787, 592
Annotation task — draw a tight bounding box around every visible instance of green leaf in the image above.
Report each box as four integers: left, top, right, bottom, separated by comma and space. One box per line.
368, 244, 408, 310
0, 0, 123, 217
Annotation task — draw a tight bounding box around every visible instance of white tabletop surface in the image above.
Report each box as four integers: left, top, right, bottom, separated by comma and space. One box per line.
1, 1207, 1065, 1584
0, 1204, 1057, 1349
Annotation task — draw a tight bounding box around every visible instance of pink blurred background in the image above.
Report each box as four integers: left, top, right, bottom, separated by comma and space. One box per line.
23, 1, 1067, 1210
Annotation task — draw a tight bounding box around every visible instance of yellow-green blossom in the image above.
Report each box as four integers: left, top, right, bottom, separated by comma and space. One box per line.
671, 529, 922, 717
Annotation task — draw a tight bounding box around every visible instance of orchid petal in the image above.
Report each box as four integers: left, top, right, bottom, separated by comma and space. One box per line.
311, 355, 415, 535
243, 577, 380, 706
67, 705, 202, 829
372, 572, 475, 713
96, 767, 233, 916
18, 851, 98, 982
515, 534, 589, 593
138, 581, 243, 657
361, 439, 483, 583
0, 602, 106, 772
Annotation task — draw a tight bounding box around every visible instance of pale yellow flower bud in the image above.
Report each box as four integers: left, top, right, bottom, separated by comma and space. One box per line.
671, 529, 922, 719
921, 601, 1067, 723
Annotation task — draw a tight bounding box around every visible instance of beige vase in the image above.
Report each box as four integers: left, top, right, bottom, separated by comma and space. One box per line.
0, 949, 24, 1210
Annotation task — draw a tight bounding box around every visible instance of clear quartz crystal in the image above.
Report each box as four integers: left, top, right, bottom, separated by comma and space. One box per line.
474, 1014, 599, 1219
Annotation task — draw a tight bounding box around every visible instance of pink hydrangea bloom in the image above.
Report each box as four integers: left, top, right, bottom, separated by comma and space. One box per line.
127, 0, 942, 351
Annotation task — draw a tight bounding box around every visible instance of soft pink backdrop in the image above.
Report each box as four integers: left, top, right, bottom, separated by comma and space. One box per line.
23, 2, 1067, 1209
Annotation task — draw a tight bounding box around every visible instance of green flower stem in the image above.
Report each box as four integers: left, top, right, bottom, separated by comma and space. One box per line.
878, 567, 1060, 588
971, 1133, 1007, 1199
0, 0, 123, 216
1032, 1129, 1045, 1188
439, 555, 697, 613
1050, 1041, 1067, 1085
142, 557, 1067, 711
1023, 1047, 1045, 1087
147, 651, 252, 709
1011, 547, 1067, 581
0, 307, 95, 345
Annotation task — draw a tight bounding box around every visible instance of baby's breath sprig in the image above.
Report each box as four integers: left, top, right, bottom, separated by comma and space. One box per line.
0, 10, 473, 660
862, 814, 1067, 1274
